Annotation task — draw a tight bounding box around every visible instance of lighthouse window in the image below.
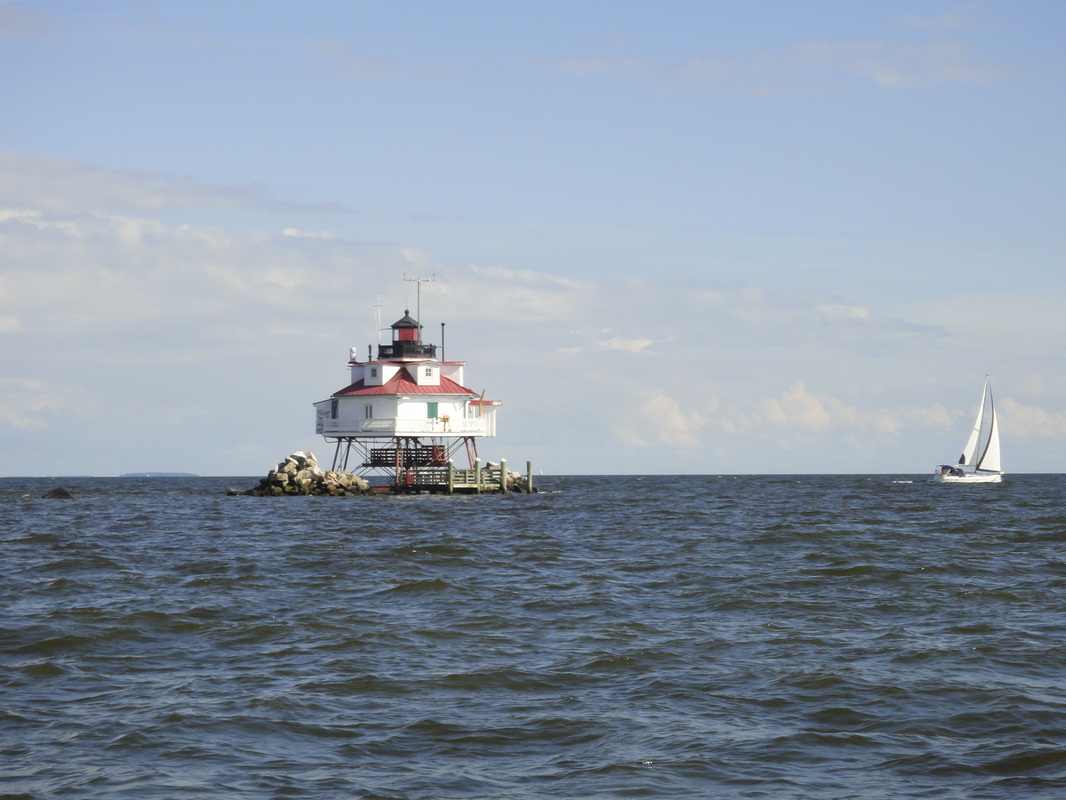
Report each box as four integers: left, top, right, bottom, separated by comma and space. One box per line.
330, 399, 338, 419
364, 404, 373, 419
370, 367, 378, 378
424, 367, 433, 377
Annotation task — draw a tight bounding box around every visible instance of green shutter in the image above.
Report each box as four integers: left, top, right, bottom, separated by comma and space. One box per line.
427, 402, 438, 418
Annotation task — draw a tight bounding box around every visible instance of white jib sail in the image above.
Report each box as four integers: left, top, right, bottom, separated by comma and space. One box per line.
977, 388, 1002, 473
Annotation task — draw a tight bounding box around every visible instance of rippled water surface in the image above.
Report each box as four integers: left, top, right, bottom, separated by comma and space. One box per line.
3, 474, 1066, 799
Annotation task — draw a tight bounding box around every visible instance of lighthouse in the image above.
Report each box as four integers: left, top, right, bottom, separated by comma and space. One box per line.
313, 308, 501, 488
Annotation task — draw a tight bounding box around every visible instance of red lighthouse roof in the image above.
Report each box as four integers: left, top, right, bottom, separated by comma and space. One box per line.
333, 370, 478, 398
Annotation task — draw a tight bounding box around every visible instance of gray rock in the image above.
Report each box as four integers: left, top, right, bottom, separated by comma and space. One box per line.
241, 451, 370, 496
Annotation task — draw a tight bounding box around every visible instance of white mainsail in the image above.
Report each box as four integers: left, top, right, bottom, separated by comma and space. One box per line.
976, 383, 1001, 473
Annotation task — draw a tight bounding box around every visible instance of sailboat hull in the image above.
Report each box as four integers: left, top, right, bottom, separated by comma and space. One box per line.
932, 470, 1003, 484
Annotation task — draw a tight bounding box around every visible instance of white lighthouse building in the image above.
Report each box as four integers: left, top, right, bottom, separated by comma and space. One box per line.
314, 309, 501, 486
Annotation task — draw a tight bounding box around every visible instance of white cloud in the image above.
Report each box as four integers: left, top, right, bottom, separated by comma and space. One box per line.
594, 335, 654, 354
616, 382, 959, 454
0, 378, 81, 429
469, 265, 584, 289
902, 291, 1066, 341
283, 227, 334, 239
817, 303, 871, 321
0, 151, 346, 215
793, 39, 1012, 87
555, 326, 654, 355
452, 265, 596, 323
557, 36, 1011, 94
619, 394, 704, 449
998, 398, 1066, 439
0, 206, 429, 344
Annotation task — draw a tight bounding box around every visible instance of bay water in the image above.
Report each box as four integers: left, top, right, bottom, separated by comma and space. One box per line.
3, 474, 1065, 798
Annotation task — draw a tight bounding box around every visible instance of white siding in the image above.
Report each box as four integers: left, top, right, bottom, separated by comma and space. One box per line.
413, 362, 440, 386
440, 362, 465, 385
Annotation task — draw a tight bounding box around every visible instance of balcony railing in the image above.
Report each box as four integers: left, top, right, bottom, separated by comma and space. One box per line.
317, 416, 491, 437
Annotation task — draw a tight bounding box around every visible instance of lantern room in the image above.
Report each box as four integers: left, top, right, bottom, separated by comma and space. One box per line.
376, 310, 437, 361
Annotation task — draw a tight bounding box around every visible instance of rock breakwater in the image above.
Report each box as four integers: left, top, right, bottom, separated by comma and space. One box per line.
234, 451, 370, 496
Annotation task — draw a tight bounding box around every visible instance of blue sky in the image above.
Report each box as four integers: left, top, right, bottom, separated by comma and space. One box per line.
2, 0, 1064, 476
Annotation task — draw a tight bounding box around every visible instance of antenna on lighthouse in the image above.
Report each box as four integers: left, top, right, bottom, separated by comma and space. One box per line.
374, 295, 384, 344
403, 273, 435, 330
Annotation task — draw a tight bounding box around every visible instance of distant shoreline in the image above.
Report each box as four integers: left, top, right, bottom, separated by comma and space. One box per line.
119, 473, 200, 478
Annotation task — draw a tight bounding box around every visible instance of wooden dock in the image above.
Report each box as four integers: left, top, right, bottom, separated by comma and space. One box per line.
392, 459, 535, 494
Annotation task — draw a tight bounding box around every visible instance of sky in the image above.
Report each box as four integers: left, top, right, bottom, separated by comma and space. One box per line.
1, 0, 1065, 476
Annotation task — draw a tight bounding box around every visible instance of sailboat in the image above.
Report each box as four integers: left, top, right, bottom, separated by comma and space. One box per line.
934, 376, 1003, 483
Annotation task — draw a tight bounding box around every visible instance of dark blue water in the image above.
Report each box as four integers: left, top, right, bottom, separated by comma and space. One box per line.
3, 474, 1066, 799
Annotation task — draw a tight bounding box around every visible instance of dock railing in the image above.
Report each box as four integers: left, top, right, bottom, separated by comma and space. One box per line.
395, 459, 534, 494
